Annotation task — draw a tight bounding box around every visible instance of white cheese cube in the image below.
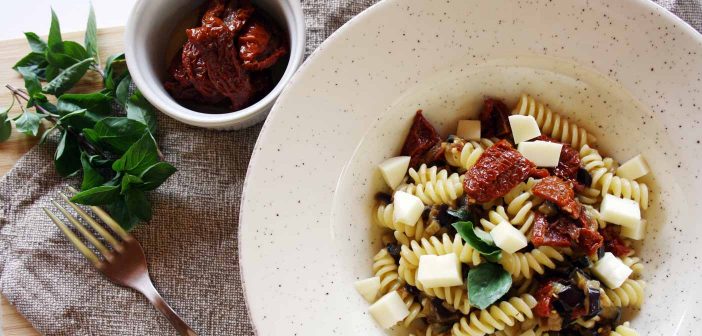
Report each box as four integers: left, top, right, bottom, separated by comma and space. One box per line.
621, 219, 647, 240
517, 141, 563, 167
616, 154, 650, 180
600, 194, 641, 228
392, 191, 424, 227
416, 254, 463, 289
456, 120, 481, 141
591, 252, 633, 289
490, 221, 528, 254
508, 115, 541, 143
378, 156, 411, 189
354, 276, 381, 302
368, 291, 409, 329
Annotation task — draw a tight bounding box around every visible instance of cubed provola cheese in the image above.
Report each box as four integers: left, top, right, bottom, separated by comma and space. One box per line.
599, 194, 641, 228
616, 154, 650, 180
591, 252, 632, 289
508, 115, 541, 143
517, 141, 563, 167
368, 291, 410, 328
490, 221, 528, 254
378, 156, 411, 189
417, 253, 463, 289
621, 219, 647, 240
354, 276, 381, 302
392, 191, 424, 226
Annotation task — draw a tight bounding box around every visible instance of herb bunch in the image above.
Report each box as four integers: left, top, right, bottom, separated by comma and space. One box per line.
1, 6, 176, 230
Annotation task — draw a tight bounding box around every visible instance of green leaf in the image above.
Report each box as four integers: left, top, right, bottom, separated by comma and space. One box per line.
474, 227, 495, 245
83, 117, 147, 153
467, 263, 512, 310
54, 131, 81, 177
16, 66, 45, 101
112, 132, 159, 175
105, 196, 140, 230
58, 109, 103, 131
44, 64, 60, 81
13, 110, 44, 136
452, 221, 502, 262
103, 53, 125, 90
13, 52, 47, 71
80, 151, 105, 190
46, 51, 77, 70
85, 3, 99, 66
43, 58, 93, 95
124, 189, 151, 220
57, 92, 113, 115
0, 103, 13, 142
48, 9, 64, 53
38, 124, 58, 145
62, 41, 89, 61
126, 90, 157, 134
139, 162, 176, 191
115, 73, 131, 106
24, 32, 48, 53
121, 173, 143, 193
71, 185, 120, 205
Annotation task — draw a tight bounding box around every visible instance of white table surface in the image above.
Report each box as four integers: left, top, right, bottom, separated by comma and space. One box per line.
0, 0, 137, 41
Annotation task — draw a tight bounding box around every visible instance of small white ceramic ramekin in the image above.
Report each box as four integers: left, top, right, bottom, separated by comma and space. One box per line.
125, 0, 305, 130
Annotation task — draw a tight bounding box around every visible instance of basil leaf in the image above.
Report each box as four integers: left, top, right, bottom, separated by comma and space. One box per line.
115, 73, 131, 106
125, 189, 152, 221
475, 227, 495, 245
80, 152, 105, 190
83, 117, 147, 153
16, 66, 45, 101
0, 103, 12, 142
452, 221, 502, 262
13, 52, 47, 71
62, 41, 89, 61
112, 132, 159, 175
447, 208, 472, 221
105, 196, 140, 230
85, 3, 99, 66
467, 263, 512, 310
48, 9, 63, 54
126, 90, 157, 134
121, 173, 143, 193
71, 185, 120, 205
24, 32, 48, 53
103, 53, 125, 90
54, 131, 81, 177
13, 110, 44, 136
139, 162, 176, 191
57, 92, 112, 115
58, 109, 103, 131
43, 58, 93, 95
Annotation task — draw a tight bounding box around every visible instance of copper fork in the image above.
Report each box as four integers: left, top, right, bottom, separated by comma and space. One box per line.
43, 189, 197, 336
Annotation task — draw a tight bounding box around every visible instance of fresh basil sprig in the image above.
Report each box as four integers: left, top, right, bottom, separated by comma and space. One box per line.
467, 263, 512, 309
452, 221, 502, 262
1, 6, 176, 230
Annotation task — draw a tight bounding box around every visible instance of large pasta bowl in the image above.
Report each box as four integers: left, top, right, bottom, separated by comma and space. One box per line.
239, 0, 702, 334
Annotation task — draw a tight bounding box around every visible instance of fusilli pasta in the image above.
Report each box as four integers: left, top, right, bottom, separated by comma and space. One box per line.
610, 322, 639, 336
444, 137, 494, 171
499, 247, 566, 281
600, 279, 646, 308
401, 167, 465, 205
373, 248, 402, 296
450, 294, 537, 336
579, 145, 649, 209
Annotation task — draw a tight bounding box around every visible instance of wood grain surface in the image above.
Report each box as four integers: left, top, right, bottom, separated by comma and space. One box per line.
0, 26, 126, 336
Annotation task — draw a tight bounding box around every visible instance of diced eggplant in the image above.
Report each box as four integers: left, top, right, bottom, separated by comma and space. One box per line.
553, 281, 584, 313
572, 255, 592, 269
375, 192, 392, 204
584, 286, 601, 319
576, 167, 593, 186
386, 243, 401, 262
425, 298, 461, 324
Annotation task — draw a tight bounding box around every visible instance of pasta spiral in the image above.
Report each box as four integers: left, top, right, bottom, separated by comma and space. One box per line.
479, 206, 511, 232
444, 137, 494, 170
450, 294, 537, 336
621, 255, 644, 277
610, 322, 639, 336
401, 166, 465, 205
600, 279, 646, 308
499, 247, 566, 281
374, 202, 440, 241
503, 178, 542, 233
372, 248, 402, 296
579, 145, 649, 210
512, 93, 595, 149
397, 287, 423, 327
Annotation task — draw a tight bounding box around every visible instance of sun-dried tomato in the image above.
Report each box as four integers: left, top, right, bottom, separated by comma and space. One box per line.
531, 168, 551, 179
601, 226, 632, 257
464, 140, 535, 203
532, 176, 581, 219
535, 281, 555, 318
401, 111, 442, 168
532, 212, 579, 247
238, 14, 288, 70
480, 98, 511, 138
535, 136, 581, 181
578, 228, 604, 255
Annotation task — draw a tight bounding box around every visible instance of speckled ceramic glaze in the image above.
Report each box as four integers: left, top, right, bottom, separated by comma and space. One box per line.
239, 0, 702, 334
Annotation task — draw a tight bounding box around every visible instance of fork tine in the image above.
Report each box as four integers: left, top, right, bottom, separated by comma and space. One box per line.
51, 200, 112, 258
67, 186, 130, 240
59, 193, 121, 248
43, 208, 101, 266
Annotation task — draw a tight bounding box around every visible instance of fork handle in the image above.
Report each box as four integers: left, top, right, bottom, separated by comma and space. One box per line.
138, 280, 198, 336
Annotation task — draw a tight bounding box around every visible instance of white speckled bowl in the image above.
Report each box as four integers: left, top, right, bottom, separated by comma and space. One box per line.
125, 0, 305, 130
240, 0, 702, 334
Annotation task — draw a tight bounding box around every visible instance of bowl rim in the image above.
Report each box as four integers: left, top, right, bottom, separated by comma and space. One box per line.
124, 0, 306, 128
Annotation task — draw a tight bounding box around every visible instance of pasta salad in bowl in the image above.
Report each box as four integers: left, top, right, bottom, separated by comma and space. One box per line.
357, 94, 650, 335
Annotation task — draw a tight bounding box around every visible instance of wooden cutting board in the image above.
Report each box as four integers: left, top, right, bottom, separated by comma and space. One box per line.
0, 26, 126, 336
